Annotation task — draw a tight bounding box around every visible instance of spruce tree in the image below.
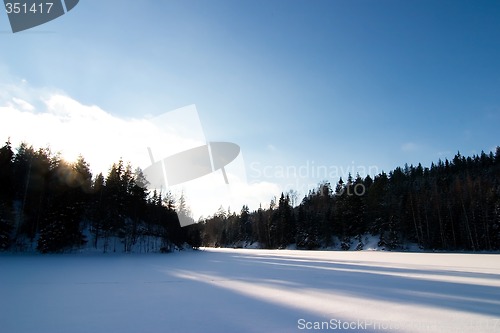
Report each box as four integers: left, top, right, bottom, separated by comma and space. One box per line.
0, 140, 14, 249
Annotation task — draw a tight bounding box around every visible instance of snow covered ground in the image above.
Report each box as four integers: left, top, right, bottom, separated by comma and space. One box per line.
1, 249, 499, 333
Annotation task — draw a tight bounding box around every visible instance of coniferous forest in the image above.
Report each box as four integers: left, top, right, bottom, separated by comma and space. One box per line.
0, 140, 198, 253
196, 147, 500, 252
0, 139, 499, 253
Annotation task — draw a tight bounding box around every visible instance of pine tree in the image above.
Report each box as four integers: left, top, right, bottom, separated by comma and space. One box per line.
89, 173, 105, 249
240, 205, 251, 242
0, 140, 14, 249
37, 159, 87, 253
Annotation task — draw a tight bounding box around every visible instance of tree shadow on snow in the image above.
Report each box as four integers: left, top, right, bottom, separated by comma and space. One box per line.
171, 250, 500, 318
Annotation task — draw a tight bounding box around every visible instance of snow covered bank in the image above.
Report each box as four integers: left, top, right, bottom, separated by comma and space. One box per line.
1, 249, 499, 332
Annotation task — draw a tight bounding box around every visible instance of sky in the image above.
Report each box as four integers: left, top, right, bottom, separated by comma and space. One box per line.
0, 0, 499, 218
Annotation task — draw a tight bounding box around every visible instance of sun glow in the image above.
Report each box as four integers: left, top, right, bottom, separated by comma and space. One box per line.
0, 84, 281, 219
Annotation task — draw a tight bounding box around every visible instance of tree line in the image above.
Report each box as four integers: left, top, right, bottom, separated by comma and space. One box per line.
0, 140, 199, 253
197, 148, 500, 251
1, 138, 499, 253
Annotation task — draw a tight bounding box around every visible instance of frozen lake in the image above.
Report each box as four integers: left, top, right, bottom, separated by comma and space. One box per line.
1, 248, 499, 333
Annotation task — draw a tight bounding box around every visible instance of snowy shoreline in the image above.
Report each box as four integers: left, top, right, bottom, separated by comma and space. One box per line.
2, 248, 499, 333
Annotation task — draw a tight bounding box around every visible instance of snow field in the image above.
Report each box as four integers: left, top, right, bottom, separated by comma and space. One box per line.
1, 249, 499, 333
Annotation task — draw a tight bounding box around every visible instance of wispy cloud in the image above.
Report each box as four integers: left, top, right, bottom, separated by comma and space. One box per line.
0, 81, 280, 218
1, 94, 168, 174
401, 142, 420, 152
267, 144, 277, 152
11, 97, 35, 111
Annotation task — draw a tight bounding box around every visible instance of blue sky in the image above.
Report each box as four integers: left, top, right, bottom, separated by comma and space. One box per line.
1, 0, 499, 213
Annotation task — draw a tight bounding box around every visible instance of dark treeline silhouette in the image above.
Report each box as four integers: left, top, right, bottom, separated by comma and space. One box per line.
0, 140, 199, 253
198, 148, 500, 251
1, 139, 499, 253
